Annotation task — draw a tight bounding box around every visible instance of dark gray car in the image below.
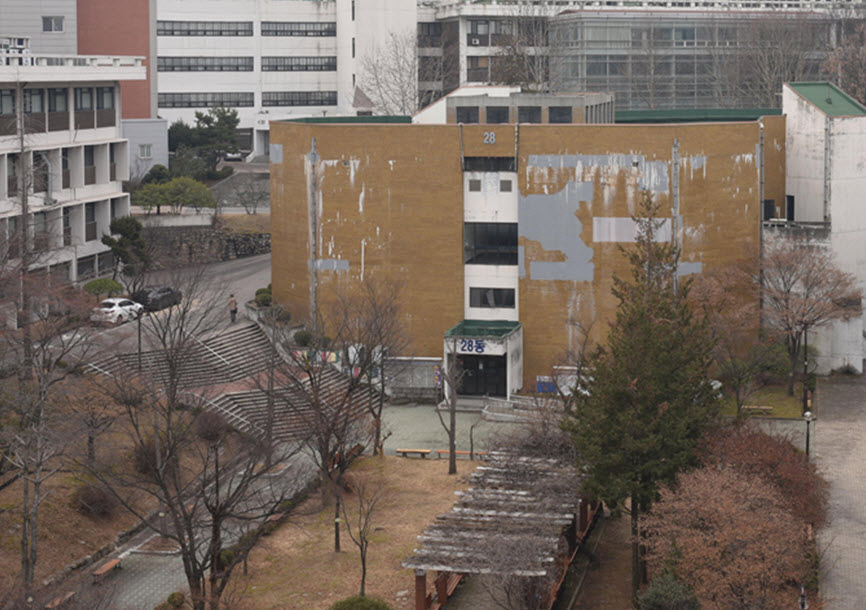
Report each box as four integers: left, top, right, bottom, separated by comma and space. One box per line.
132, 286, 182, 312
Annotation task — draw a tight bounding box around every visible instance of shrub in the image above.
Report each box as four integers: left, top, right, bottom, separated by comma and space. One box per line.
270, 304, 291, 324
83, 278, 123, 301
834, 362, 859, 375
330, 596, 391, 610
195, 411, 228, 444
294, 329, 312, 347
255, 287, 271, 297
254, 292, 272, 307
206, 166, 234, 181
639, 573, 699, 610
167, 592, 185, 607
73, 483, 117, 518
701, 424, 829, 527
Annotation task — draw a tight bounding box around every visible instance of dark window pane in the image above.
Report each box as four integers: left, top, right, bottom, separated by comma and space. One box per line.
518, 106, 541, 123
470, 287, 515, 308
456, 106, 479, 124
549, 106, 572, 124
464, 222, 518, 265
486, 106, 508, 123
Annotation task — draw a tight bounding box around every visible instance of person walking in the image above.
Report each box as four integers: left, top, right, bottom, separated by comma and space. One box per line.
228, 294, 238, 323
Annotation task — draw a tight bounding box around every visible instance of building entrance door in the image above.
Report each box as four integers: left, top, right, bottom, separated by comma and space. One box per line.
458, 355, 507, 397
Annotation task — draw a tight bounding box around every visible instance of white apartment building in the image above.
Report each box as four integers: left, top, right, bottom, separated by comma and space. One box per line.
0, 42, 146, 285
156, 0, 416, 157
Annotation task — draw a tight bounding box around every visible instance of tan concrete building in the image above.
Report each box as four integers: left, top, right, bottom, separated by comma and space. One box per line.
269, 108, 785, 397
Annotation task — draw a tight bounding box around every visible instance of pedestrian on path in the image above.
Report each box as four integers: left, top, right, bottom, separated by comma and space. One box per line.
228, 294, 238, 323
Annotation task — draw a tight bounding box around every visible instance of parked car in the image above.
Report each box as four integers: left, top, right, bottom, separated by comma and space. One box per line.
91, 298, 143, 325
132, 286, 183, 312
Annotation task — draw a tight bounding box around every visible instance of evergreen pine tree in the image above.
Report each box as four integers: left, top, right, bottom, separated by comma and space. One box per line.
565, 192, 720, 606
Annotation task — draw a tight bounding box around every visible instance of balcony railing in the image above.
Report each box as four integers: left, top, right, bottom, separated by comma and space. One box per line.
75, 111, 95, 130
7, 177, 17, 197
96, 109, 115, 128
85, 221, 97, 242
109, 163, 116, 181
84, 166, 96, 185
47, 111, 68, 132
62, 169, 70, 189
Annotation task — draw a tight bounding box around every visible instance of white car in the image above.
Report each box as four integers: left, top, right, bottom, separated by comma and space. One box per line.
91, 298, 144, 325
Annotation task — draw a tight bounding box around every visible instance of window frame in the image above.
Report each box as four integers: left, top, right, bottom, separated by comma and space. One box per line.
42, 16, 64, 33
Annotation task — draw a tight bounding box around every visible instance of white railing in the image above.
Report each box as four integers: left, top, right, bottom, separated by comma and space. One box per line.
0, 53, 144, 68
435, 0, 865, 16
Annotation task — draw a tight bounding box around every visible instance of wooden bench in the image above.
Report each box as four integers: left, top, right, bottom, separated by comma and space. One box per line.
435, 449, 487, 460
396, 448, 432, 459
92, 558, 121, 584
742, 405, 773, 414
45, 591, 75, 609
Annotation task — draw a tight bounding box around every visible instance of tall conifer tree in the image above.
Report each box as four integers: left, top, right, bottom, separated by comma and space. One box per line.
566, 193, 720, 606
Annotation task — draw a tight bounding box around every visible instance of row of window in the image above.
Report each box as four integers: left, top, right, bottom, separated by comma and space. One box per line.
156, 21, 337, 37
262, 91, 337, 107
158, 92, 254, 108
468, 178, 512, 193
157, 56, 338, 72
0, 87, 113, 114
455, 105, 573, 124
158, 57, 254, 72
157, 91, 338, 108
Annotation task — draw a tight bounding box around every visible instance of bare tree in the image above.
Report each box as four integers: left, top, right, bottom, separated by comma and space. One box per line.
759, 236, 861, 398
341, 469, 388, 597
88, 268, 307, 610
359, 30, 455, 114
266, 307, 377, 553
692, 266, 785, 415
68, 377, 116, 467
335, 279, 409, 456
1, 282, 96, 595
729, 15, 827, 107
436, 337, 462, 475
492, 4, 562, 92
223, 172, 269, 215
823, 21, 866, 105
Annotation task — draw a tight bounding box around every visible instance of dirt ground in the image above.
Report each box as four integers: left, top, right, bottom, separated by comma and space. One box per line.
220, 213, 270, 234
237, 456, 472, 610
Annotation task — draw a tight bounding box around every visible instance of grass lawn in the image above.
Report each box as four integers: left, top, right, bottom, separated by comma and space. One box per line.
220, 213, 270, 234
720, 383, 807, 419
236, 456, 472, 610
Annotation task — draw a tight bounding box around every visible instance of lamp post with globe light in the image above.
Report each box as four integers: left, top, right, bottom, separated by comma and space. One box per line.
804, 410, 813, 459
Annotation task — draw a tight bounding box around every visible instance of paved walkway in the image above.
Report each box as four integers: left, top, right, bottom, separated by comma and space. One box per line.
814, 374, 866, 609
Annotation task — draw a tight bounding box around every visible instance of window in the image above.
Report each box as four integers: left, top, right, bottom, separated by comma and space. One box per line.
139, 144, 152, 160
463, 157, 516, 172
464, 222, 518, 265
157, 21, 253, 36
158, 92, 254, 108
470, 287, 515, 308
500, 180, 512, 192
486, 106, 508, 123
491, 20, 514, 35
352, 38, 355, 58
418, 23, 442, 37
85, 202, 97, 241
261, 22, 336, 36
469, 20, 489, 35
24, 89, 44, 113
261, 91, 337, 107
548, 106, 572, 124
158, 57, 254, 71
262, 56, 336, 71
0, 90, 14, 115
518, 106, 541, 123
84, 146, 95, 167
456, 106, 479, 124
48, 88, 67, 112
75, 87, 94, 111
469, 179, 482, 192
42, 16, 64, 32
97, 87, 114, 110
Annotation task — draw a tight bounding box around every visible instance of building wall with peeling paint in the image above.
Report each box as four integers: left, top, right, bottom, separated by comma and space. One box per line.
270, 120, 774, 390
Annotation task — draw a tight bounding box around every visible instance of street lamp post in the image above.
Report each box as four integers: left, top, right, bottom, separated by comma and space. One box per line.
802, 327, 809, 416
804, 410, 813, 459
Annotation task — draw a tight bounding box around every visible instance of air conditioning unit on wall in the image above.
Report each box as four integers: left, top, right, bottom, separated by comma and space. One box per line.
470, 38, 480, 46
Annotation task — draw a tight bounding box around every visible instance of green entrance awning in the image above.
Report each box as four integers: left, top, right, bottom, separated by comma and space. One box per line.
444, 320, 522, 339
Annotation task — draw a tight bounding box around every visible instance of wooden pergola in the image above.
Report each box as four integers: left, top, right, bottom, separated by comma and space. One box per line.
403, 449, 600, 609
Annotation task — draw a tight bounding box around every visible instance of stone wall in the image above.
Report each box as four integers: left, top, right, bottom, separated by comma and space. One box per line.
143, 224, 270, 268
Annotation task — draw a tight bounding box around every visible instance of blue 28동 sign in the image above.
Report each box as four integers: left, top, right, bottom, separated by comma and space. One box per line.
459, 339, 485, 353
